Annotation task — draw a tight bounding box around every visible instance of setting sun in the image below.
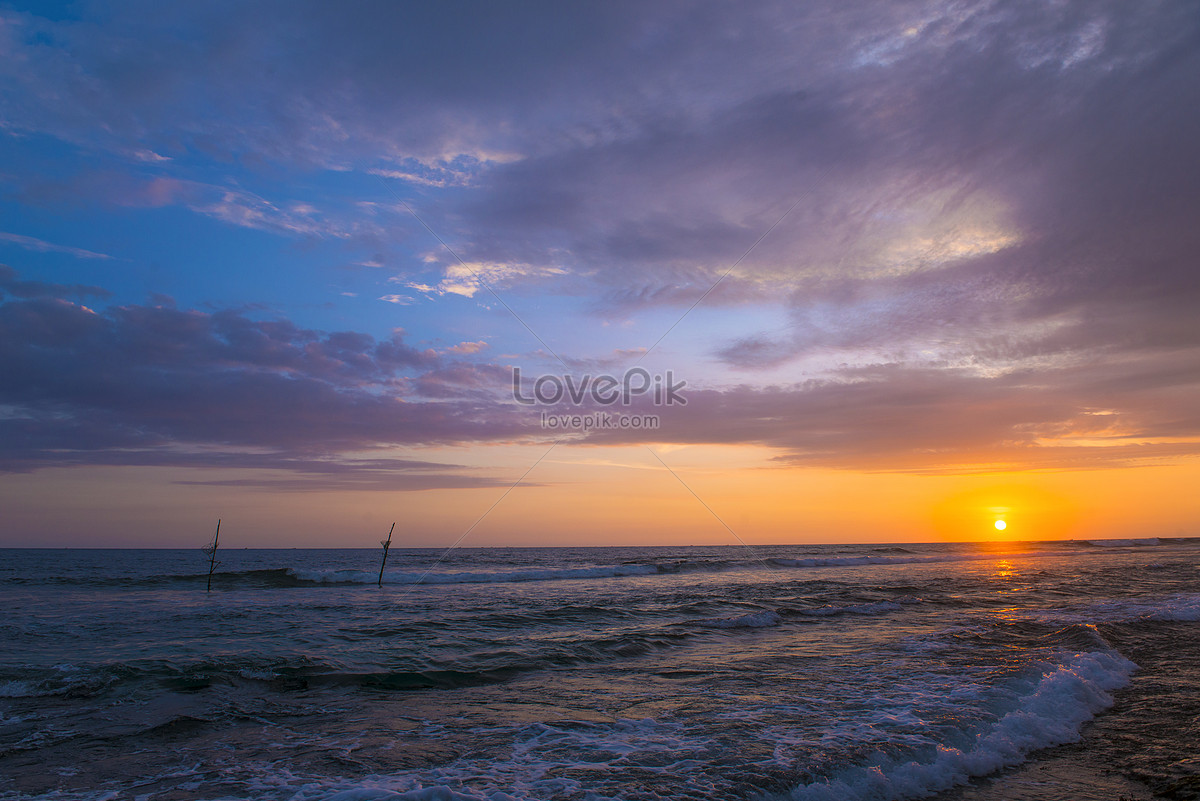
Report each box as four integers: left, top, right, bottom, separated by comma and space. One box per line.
995, 520, 1007, 531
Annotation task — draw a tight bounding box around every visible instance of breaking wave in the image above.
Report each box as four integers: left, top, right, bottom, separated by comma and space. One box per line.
783, 649, 1137, 801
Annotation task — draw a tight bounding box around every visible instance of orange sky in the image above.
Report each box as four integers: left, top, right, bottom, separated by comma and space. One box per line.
4, 444, 1196, 548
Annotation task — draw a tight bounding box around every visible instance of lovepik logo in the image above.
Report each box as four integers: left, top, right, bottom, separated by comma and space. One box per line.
512, 367, 687, 406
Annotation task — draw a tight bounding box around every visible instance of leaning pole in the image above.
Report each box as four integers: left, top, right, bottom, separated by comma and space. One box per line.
378, 522, 395, 587
203, 519, 221, 592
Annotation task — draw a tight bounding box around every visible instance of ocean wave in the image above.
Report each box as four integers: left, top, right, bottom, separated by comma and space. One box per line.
0, 660, 521, 697
321, 790, 482, 801
293, 649, 1138, 801
0, 626, 706, 700
289, 563, 662, 585
692, 595, 920, 627
697, 610, 781, 629
796, 600, 905, 617
766, 546, 1118, 570
784, 649, 1137, 801
0, 566, 317, 589
0, 679, 40, 698
1085, 537, 1162, 547
1022, 593, 1200, 625
768, 554, 983, 569
0, 662, 130, 699
233, 558, 952, 587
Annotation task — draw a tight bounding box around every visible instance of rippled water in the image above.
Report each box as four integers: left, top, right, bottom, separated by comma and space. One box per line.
2, 540, 1198, 800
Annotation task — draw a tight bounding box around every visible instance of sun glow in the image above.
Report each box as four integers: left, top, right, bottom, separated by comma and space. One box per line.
930, 484, 1083, 542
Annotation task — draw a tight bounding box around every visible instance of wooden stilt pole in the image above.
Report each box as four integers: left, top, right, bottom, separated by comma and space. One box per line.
378, 522, 395, 587
203, 519, 220, 592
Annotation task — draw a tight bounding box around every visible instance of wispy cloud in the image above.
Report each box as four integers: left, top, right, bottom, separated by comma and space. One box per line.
378, 294, 416, 305
443, 340, 489, 355
408, 261, 568, 298
0, 272, 531, 477
0, 232, 113, 260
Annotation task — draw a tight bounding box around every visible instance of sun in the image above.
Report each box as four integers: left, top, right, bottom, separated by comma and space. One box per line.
994, 520, 1007, 531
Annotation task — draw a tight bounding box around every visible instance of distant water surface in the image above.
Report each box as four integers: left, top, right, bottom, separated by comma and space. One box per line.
2, 540, 1199, 800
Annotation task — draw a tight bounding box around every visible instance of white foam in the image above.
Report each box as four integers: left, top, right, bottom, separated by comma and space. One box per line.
280, 717, 698, 801
699, 610, 781, 628
287, 564, 659, 586
0, 663, 89, 698
781, 650, 1136, 801
0, 679, 37, 698
238, 667, 280, 681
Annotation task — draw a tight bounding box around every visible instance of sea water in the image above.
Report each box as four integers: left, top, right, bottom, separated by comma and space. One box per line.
2, 540, 1198, 800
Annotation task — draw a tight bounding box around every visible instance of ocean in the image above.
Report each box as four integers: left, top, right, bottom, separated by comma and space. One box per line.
1, 540, 1198, 801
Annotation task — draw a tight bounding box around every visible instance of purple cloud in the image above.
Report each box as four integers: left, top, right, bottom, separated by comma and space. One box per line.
0, 278, 535, 478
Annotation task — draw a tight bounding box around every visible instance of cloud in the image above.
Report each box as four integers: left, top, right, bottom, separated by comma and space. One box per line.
407, 261, 568, 299
581, 356, 1200, 473
127, 148, 171, 163
0, 274, 539, 477
171, 473, 536, 491
412, 363, 515, 400
163, 455, 527, 492
368, 154, 504, 188
0, 232, 114, 261
0, 264, 111, 299
13, 168, 403, 243
0, 444, 519, 491
443, 340, 489, 355
4, 264, 1200, 477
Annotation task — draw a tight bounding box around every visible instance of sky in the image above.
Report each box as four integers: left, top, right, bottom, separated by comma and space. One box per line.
2, 0, 1199, 547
